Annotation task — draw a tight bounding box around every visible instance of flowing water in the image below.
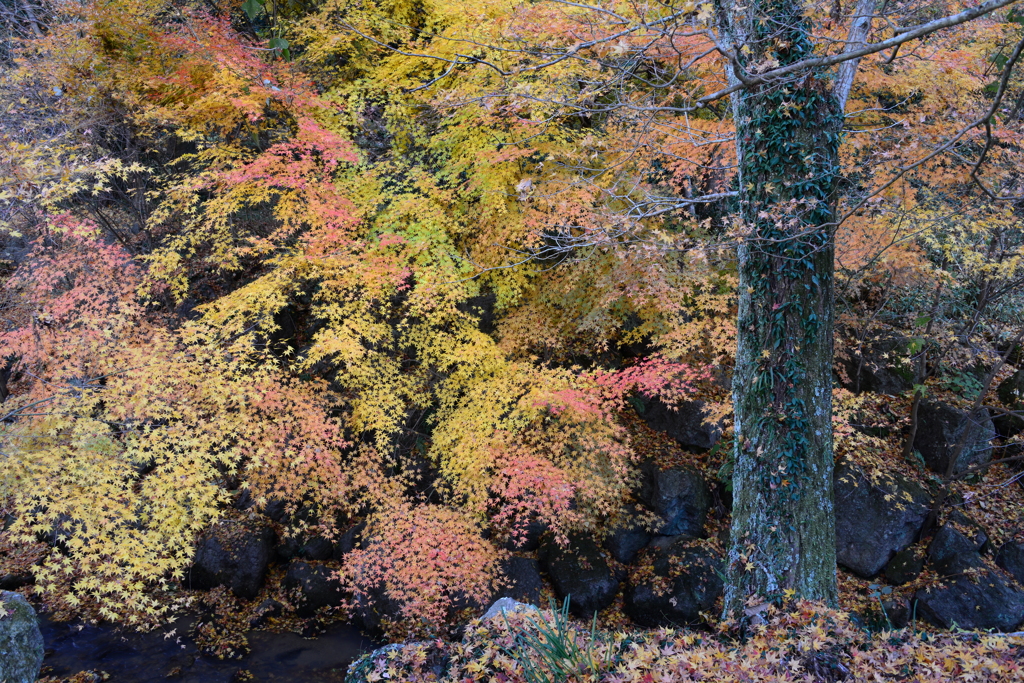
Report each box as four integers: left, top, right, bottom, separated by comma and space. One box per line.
39, 615, 380, 682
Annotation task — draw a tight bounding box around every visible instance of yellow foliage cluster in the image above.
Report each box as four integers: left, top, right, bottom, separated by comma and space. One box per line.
0, 0, 727, 625
0, 218, 355, 621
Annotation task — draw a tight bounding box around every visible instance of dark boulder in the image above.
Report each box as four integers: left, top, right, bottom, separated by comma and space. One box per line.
299, 535, 335, 561
995, 368, 1024, 437
946, 510, 988, 552
0, 572, 33, 591
261, 499, 288, 523
501, 518, 548, 552
279, 531, 336, 562
914, 554, 1024, 631
0, 590, 44, 683
928, 525, 979, 570
602, 505, 653, 564
498, 556, 544, 605
884, 548, 924, 586
623, 542, 724, 628
187, 519, 275, 599
639, 399, 722, 450
647, 533, 695, 552
915, 527, 1024, 631
834, 461, 931, 578
540, 533, 619, 619
881, 597, 913, 629
996, 540, 1024, 585
283, 561, 346, 618
857, 363, 913, 396
233, 488, 256, 511
997, 368, 1024, 408
353, 583, 405, 637
993, 413, 1024, 440
333, 520, 366, 559
638, 460, 711, 537
913, 400, 995, 475
275, 534, 302, 563
841, 339, 915, 395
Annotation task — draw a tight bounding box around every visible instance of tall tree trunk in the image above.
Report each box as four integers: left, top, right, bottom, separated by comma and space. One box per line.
718, 0, 845, 616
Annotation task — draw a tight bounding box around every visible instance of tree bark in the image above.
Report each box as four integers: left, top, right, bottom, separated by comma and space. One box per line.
718, 0, 845, 616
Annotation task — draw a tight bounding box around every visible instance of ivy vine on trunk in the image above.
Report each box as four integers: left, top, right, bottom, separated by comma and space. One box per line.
718, 0, 846, 615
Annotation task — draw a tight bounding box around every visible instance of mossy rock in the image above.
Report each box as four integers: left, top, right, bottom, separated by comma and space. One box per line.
0, 591, 45, 683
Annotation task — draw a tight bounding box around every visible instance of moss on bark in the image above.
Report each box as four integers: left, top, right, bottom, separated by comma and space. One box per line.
718, 0, 842, 616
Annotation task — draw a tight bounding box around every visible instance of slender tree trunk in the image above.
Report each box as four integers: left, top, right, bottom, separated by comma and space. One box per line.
0, 357, 13, 403
902, 292, 940, 462
718, 0, 845, 615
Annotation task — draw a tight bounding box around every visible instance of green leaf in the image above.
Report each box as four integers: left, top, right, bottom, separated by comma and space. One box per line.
910, 449, 926, 472
268, 37, 290, 57
242, 0, 263, 20
914, 316, 930, 328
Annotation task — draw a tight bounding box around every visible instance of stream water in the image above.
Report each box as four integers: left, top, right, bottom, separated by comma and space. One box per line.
39, 615, 380, 682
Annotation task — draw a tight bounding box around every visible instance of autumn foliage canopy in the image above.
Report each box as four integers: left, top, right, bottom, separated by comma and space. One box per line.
0, 0, 1023, 640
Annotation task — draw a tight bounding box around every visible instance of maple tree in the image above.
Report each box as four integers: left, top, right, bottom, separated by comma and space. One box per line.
0, 0, 713, 629
0, 0, 1023, 648
327, 0, 1024, 616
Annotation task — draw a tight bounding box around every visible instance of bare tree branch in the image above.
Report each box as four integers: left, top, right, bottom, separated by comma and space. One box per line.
835, 0, 878, 110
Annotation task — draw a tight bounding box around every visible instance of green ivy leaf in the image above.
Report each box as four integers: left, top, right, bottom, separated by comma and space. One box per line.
242, 0, 263, 20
